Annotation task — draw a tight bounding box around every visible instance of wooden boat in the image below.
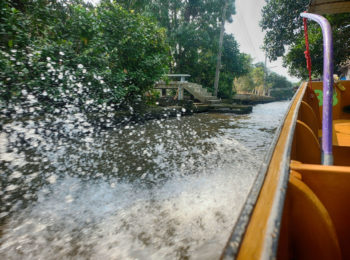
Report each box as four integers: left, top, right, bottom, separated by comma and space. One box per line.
221, 1, 350, 259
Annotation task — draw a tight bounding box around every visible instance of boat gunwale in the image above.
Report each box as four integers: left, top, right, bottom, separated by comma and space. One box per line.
221, 82, 308, 259
266, 84, 308, 259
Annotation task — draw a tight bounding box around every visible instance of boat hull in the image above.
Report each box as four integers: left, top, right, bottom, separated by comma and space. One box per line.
222, 81, 350, 259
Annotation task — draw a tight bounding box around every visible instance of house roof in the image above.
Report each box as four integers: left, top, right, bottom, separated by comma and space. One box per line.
309, 0, 350, 14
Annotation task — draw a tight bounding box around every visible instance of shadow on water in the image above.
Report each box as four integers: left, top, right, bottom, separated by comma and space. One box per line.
0, 101, 290, 259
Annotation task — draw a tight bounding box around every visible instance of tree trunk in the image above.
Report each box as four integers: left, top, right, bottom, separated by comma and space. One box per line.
213, 0, 228, 97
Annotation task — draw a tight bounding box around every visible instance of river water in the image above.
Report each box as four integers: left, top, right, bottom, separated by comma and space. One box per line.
0, 101, 289, 259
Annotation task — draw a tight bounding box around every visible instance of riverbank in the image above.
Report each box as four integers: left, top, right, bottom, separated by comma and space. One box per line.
230, 94, 276, 105
87, 100, 252, 128
0, 99, 252, 131
93, 99, 253, 126
158, 98, 252, 113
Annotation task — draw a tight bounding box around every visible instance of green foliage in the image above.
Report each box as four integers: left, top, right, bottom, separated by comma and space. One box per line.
117, 0, 247, 99
267, 72, 294, 100
234, 61, 294, 99
234, 75, 255, 93
0, 0, 170, 109
251, 65, 264, 90
218, 36, 252, 98
234, 63, 265, 95
261, 0, 350, 78
145, 89, 161, 106
260, 0, 309, 60
283, 14, 350, 78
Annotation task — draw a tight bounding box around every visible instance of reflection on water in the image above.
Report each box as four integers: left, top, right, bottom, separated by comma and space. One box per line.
0, 101, 290, 259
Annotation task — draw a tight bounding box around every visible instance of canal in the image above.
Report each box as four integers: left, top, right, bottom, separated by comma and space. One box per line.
0, 101, 290, 259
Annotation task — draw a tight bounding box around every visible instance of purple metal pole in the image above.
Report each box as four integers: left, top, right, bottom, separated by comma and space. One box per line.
300, 13, 333, 165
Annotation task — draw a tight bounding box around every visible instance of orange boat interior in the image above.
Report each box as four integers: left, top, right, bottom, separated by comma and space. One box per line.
278, 81, 350, 260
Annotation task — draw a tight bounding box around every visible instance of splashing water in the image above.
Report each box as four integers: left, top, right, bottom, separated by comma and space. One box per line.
0, 101, 290, 259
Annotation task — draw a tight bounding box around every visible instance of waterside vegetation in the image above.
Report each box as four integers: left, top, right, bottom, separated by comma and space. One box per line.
1, 0, 295, 117
1, 0, 169, 113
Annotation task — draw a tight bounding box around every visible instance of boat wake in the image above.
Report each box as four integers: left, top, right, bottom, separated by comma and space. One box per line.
0, 165, 256, 259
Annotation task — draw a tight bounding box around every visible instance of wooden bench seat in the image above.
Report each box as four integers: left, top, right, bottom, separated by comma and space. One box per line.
289, 161, 350, 259
333, 119, 350, 146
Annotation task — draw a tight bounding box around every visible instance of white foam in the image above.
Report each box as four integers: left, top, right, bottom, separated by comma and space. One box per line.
0, 163, 256, 259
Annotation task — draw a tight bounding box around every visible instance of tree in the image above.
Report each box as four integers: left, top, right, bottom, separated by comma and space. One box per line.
117, 0, 240, 97
260, 0, 350, 78
0, 0, 170, 108
234, 75, 255, 93
267, 72, 294, 100
214, 0, 229, 97
251, 65, 265, 95
219, 39, 251, 98
233, 60, 294, 99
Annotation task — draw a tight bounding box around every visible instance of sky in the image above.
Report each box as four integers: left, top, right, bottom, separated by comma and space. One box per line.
226, 0, 300, 82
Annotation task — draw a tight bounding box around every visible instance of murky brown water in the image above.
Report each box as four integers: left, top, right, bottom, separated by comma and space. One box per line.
0, 101, 289, 259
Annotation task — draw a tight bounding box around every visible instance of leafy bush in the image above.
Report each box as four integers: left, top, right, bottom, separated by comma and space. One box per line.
0, 0, 170, 111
